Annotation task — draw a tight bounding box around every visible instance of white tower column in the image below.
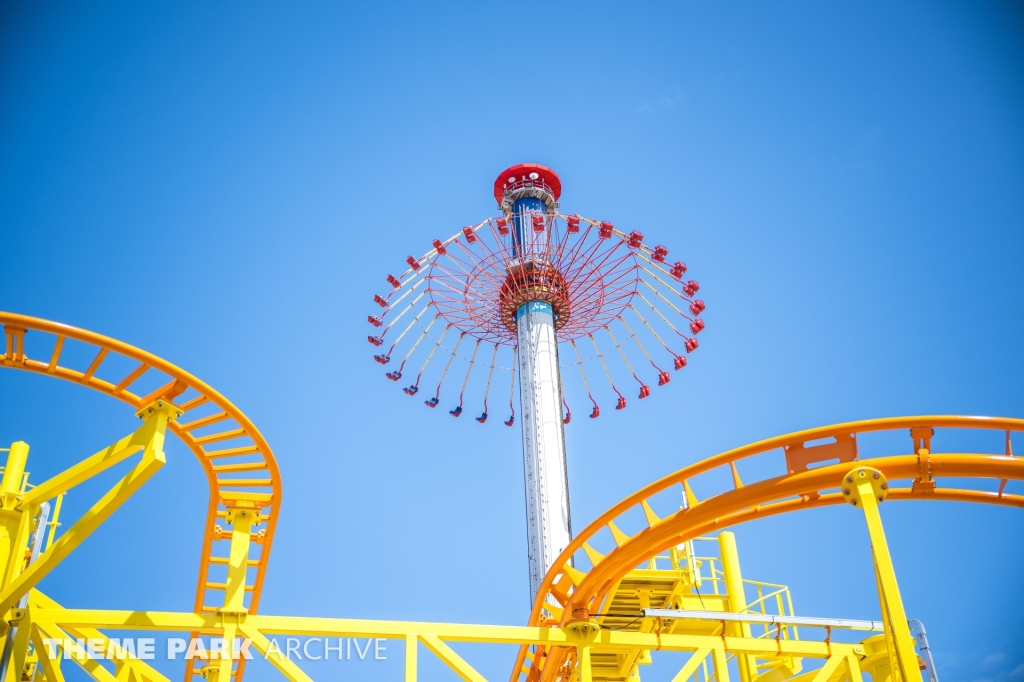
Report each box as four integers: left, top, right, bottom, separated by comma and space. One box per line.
516, 300, 572, 603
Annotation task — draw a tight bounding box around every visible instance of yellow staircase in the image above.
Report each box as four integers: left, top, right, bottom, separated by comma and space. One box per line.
585, 535, 803, 682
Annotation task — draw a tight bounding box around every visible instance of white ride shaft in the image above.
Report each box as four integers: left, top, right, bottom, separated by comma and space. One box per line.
516, 300, 572, 603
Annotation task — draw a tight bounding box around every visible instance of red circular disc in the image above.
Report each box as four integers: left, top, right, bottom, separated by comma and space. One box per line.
493, 164, 562, 204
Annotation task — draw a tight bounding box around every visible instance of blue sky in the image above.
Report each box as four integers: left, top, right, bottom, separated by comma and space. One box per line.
1, 2, 1023, 681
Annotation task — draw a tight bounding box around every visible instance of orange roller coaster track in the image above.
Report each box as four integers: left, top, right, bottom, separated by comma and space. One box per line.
514, 416, 1024, 682
0, 312, 282, 682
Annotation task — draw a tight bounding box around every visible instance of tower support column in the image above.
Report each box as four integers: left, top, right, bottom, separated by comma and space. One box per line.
516, 300, 571, 603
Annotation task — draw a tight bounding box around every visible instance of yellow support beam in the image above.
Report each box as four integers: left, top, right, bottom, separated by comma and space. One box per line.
712, 645, 731, 682
221, 508, 258, 614
578, 644, 593, 682
0, 403, 178, 616
29, 590, 171, 682
3, 607, 31, 682
0, 442, 28, 497
670, 647, 711, 682
20, 425, 148, 510
405, 634, 417, 682
28, 606, 862, 661
421, 634, 487, 682
845, 653, 865, 682
31, 625, 66, 682
843, 467, 922, 682
238, 625, 312, 682
808, 653, 844, 682
35, 620, 119, 682
0, 442, 30, 589
719, 532, 756, 682
2, 503, 33, 595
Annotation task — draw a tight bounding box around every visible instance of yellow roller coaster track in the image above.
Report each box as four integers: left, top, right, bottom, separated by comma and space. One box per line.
0, 312, 281, 682
514, 416, 1024, 682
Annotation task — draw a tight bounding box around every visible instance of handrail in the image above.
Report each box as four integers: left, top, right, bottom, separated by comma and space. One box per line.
1, 312, 281, 682
512, 416, 1024, 682
643, 609, 884, 632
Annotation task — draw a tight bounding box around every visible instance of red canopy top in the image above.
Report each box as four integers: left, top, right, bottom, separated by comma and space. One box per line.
493, 164, 562, 204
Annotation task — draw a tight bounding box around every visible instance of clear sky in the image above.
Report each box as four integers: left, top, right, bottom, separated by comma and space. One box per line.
1, 2, 1022, 682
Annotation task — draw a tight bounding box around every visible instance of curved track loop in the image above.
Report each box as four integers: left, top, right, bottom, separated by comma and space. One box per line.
0, 312, 281, 682
513, 416, 1024, 682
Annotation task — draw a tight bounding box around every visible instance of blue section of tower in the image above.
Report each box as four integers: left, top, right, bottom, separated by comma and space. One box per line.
511, 196, 553, 322
511, 196, 545, 260
517, 301, 553, 321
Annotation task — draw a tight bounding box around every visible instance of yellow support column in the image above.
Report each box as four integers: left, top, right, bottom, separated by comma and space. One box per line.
222, 507, 258, 613
0, 444, 28, 497
712, 645, 732, 682
719, 532, 756, 682
874, 562, 898, 682
0, 443, 29, 585
843, 467, 921, 682
218, 506, 259, 682
4, 607, 31, 682
0, 441, 31, 680
578, 644, 593, 682
404, 634, 417, 682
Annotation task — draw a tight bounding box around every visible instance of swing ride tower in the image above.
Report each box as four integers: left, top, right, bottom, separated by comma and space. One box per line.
504, 166, 571, 603
367, 164, 707, 602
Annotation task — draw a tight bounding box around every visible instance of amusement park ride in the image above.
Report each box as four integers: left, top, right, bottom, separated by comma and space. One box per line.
0, 164, 1020, 682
